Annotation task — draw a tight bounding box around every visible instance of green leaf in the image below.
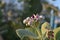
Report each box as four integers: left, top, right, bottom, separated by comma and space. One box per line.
41, 22, 51, 36
25, 28, 39, 36
53, 27, 60, 40
16, 29, 38, 39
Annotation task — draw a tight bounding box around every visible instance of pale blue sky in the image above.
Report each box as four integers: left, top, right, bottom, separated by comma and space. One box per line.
47, 0, 60, 10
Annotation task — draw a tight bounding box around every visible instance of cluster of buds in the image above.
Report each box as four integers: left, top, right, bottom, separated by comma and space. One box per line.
23, 14, 44, 26
47, 30, 54, 39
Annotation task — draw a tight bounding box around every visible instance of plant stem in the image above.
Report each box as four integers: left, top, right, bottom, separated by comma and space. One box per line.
35, 28, 42, 40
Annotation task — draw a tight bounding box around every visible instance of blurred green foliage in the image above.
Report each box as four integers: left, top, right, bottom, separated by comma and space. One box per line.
0, 9, 2, 25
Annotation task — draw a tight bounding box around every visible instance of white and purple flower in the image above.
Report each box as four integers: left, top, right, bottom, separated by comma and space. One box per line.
23, 14, 45, 26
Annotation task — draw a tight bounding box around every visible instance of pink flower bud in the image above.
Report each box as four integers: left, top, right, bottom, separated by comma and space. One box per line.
26, 17, 30, 20
39, 15, 44, 19
23, 19, 27, 24
28, 20, 33, 25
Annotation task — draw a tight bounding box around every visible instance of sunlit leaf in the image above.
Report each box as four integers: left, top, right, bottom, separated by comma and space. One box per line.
41, 22, 51, 36
53, 27, 60, 40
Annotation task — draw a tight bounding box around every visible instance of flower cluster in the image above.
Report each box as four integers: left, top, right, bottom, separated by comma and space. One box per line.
23, 14, 44, 26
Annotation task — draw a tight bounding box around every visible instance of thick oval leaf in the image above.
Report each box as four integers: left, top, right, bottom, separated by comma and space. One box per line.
53, 27, 60, 40
25, 28, 38, 36
16, 29, 38, 39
